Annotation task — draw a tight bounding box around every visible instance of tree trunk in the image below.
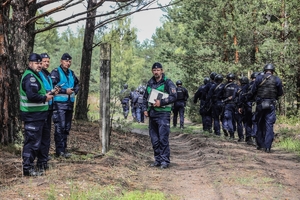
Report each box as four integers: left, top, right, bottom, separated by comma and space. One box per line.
75, 0, 97, 120
0, 2, 37, 144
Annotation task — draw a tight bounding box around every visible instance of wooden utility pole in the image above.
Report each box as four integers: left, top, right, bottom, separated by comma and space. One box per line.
99, 43, 111, 154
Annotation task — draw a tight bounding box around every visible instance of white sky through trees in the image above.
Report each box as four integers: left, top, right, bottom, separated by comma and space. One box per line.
42, 1, 169, 42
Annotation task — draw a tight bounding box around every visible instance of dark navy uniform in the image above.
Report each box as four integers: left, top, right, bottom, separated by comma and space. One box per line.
234, 77, 250, 142
50, 53, 79, 157
142, 68, 177, 168
20, 53, 50, 176
129, 89, 139, 120
136, 88, 145, 123
194, 77, 211, 132
173, 82, 189, 129
205, 74, 224, 136
251, 64, 283, 152
120, 85, 130, 119
221, 76, 238, 138
37, 67, 53, 169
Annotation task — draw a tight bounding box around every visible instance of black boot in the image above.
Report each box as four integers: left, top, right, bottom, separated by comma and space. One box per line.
223, 129, 229, 137
229, 132, 234, 139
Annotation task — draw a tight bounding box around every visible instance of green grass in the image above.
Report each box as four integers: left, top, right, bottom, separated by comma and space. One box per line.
276, 137, 300, 154
45, 184, 178, 200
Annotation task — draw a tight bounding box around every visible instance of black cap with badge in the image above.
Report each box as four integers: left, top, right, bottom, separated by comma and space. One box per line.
28, 53, 42, 62
61, 53, 72, 60
40, 53, 50, 59
152, 62, 162, 69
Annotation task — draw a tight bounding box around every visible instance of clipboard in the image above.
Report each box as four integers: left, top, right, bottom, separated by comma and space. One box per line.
148, 88, 169, 104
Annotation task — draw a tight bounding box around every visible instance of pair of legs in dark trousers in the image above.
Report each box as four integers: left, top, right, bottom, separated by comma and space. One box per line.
173, 101, 185, 128
149, 110, 171, 166
23, 120, 47, 173
211, 101, 223, 135
255, 103, 276, 149
37, 111, 52, 169
53, 109, 73, 156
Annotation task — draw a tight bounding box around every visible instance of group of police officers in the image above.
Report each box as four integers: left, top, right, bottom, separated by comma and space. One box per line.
194, 63, 283, 153
20, 52, 79, 176
20, 56, 282, 176
132, 61, 283, 169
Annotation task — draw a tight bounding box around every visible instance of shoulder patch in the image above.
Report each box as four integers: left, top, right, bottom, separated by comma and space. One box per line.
171, 88, 176, 94
30, 77, 36, 82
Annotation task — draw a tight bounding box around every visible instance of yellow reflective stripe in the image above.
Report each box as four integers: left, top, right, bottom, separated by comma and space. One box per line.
20, 102, 46, 107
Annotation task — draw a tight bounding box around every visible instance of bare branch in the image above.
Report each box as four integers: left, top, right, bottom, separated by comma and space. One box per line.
33, 0, 178, 34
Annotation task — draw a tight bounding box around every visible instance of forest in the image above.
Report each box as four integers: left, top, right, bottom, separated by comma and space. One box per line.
1, 0, 300, 145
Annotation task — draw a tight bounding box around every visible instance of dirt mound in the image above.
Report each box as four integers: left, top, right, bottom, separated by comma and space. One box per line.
1, 121, 300, 199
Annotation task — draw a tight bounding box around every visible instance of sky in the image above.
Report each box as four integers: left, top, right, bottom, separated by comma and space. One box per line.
42, 1, 169, 42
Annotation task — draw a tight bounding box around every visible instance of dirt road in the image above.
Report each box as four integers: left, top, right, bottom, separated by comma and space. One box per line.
1, 121, 300, 199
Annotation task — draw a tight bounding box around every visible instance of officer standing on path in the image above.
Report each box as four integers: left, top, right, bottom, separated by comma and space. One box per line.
205, 74, 225, 136
142, 62, 177, 169
173, 80, 189, 129
235, 76, 249, 142
36, 53, 60, 172
250, 63, 283, 153
222, 73, 239, 139
20, 53, 53, 176
193, 77, 210, 132
50, 53, 79, 158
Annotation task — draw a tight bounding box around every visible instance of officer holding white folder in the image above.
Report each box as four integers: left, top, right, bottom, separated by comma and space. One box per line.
142, 62, 177, 169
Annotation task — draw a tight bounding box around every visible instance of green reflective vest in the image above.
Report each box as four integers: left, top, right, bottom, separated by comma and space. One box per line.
20, 70, 49, 112
147, 78, 172, 112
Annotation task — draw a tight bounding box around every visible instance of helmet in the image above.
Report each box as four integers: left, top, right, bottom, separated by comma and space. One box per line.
210, 72, 217, 80
176, 80, 182, 86
263, 63, 275, 72
250, 72, 259, 79
139, 88, 144, 94
214, 74, 223, 83
123, 84, 128, 89
226, 73, 235, 80
239, 76, 249, 85
203, 77, 210, 84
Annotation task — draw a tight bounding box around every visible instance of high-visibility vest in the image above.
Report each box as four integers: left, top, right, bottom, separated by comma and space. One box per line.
53, 67, 75, 102
147, 77, 172, 112
39, 71, 53, 105
20, 70, 49, 112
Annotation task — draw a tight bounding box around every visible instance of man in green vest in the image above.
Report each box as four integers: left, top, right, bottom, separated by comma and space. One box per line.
142, 62, 177, 169
20, 53, 53, 176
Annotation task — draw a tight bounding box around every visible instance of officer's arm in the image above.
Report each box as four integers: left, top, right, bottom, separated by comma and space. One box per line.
23, 75, 47, 103
160, 80, 177, 106
193, 88, 201, 104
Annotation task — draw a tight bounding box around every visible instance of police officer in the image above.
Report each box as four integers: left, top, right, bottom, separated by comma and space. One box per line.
235, 76, 249, 142
50, 53, 79, 158
206, 74, 225, 136
36, 53, 59, 172
120, 84, 130, 119
241, 72, 259, 145
173, 80, 189, 129
194, 77, 210, 132
142, 62, 177, 169
129, 87, 139, 121
222, 73, 239, 139
136, 87, 145, 123
250, 63, 283, 152
20, 53, 53, 176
